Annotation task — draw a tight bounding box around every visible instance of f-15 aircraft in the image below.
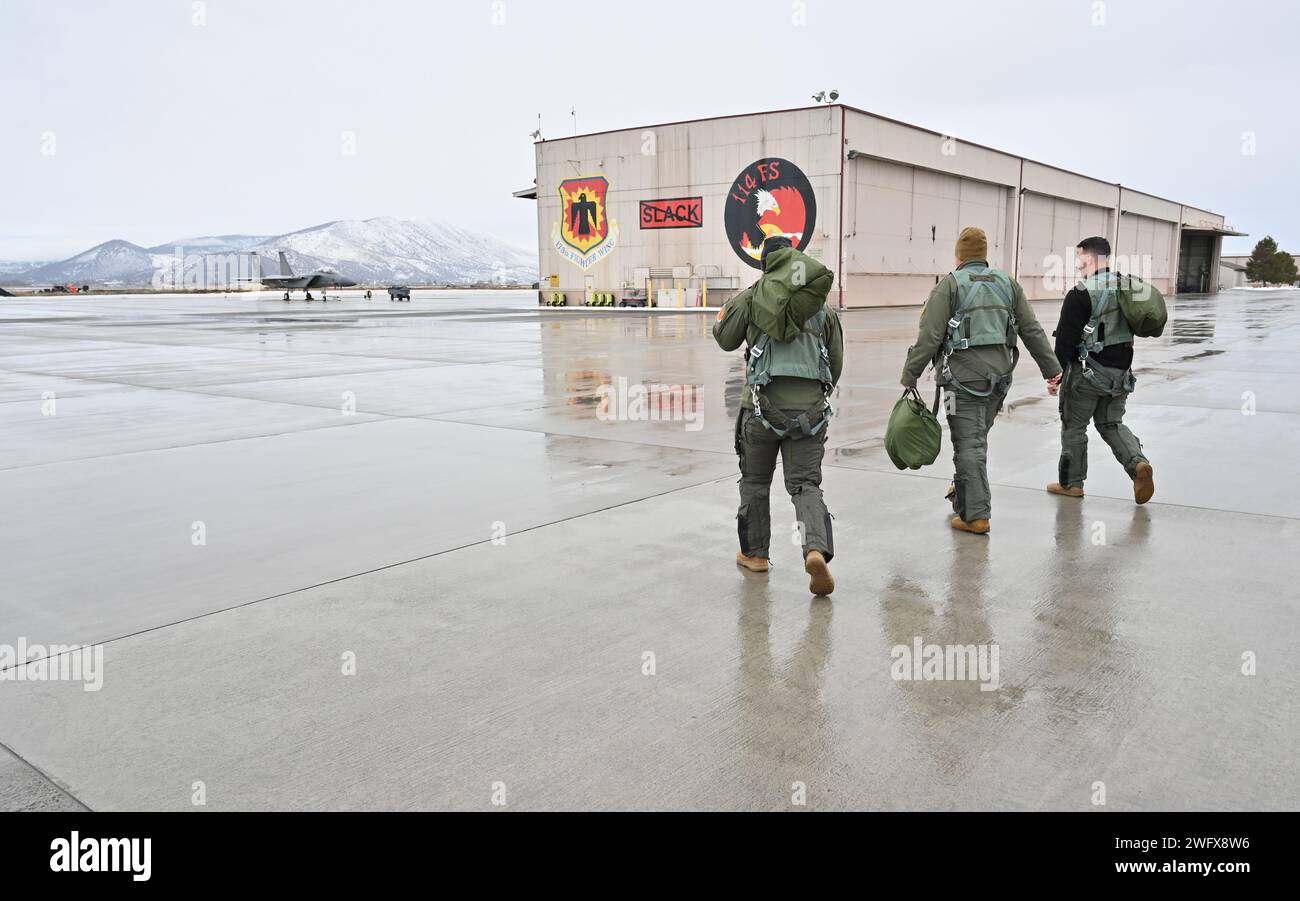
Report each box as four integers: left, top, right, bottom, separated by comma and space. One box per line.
255, 251, 357, 301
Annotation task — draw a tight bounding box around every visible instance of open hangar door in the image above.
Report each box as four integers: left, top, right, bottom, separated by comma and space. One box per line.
1178, 231, 1217, 293
1017, 193, 1111, 299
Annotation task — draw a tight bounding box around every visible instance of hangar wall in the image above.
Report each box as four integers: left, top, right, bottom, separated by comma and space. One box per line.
842, 110, 1018, 306
528, 105, 1231, 308
534, 107, 841, 308
841, 155, 1016, 307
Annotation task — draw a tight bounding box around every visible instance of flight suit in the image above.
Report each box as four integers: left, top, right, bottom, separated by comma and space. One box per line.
1058, 361, 1147, 486
901, 260, 1062, 523
714, 280, 844, 562
1052, 273, 1148, 488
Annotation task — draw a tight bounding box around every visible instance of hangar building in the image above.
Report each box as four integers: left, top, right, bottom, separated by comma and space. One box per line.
1219, 251, 1299, 289
515, 104, 1243, 308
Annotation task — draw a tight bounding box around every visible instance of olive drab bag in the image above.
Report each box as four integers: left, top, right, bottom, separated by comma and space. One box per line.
885, 386, 942, 470
747, 247, 835, 343
1117, 274, 1168, 338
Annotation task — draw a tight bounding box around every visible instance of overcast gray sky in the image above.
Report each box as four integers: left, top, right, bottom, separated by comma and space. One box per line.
1, 0, 1295, 260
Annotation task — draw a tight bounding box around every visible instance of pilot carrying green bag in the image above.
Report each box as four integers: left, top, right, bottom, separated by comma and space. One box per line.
885, 386, 942, 470
747, 248, 835, 342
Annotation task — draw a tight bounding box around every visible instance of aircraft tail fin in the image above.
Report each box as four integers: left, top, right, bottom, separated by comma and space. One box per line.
278, 251, 294, 277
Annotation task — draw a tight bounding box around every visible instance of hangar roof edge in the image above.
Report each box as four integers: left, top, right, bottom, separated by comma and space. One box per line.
535, 104, 1223, 220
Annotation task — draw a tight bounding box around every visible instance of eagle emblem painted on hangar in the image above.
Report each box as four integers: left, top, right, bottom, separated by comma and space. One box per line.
724, 158, 818, 269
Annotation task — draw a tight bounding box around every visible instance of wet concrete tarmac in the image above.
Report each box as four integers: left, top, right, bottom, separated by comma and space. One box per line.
0, 288, 1296, 810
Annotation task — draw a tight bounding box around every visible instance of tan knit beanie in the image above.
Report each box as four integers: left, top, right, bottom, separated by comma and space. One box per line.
955, 226, 988, 262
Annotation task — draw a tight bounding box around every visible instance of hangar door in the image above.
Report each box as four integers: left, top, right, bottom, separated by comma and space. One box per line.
847, 157, 1011, 275
1018, 193, 1111, 280
1118, 213, 1175, 287
1178, 233, 1216, 293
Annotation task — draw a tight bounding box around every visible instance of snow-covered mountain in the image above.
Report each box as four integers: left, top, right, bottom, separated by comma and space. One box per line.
19, 240, 158, 285
10, 218, 538, 287
145, 234, 270, 254
0, 259, 49, 276
246, 217, 536, 285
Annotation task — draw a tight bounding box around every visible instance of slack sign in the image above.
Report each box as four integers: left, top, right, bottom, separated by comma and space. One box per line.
639, 197, 703, 230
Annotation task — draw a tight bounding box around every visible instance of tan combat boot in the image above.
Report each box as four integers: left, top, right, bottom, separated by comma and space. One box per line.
950, 516, 991, 534
736, 552, 769, 573
1133, 462, 1155, 505
804, 550, 834, 596
1046, 483, 1085, 498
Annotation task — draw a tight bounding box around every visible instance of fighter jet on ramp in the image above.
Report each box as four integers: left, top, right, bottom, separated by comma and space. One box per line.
255, 251, 357, 301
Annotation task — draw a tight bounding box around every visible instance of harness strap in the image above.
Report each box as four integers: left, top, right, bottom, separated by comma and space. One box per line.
942, 346, 1019, 398
943, 368, 994, 398
752, 395, 832, 438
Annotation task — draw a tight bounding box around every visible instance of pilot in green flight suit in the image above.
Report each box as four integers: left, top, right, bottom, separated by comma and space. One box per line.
713, 235, 843, 595
899, 227, 1063, 533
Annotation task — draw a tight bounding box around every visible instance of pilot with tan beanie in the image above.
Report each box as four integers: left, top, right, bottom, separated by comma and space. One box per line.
899, 227, 1062, 533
